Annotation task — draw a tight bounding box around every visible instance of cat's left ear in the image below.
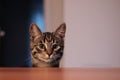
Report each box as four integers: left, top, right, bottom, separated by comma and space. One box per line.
54, 23, 66, 39
30, 23, 43, 42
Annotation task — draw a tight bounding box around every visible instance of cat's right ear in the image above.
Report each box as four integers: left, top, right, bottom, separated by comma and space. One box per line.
29, 23, 43, 42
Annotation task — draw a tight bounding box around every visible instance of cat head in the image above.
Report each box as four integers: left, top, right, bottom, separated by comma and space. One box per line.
30, 23, 66, 67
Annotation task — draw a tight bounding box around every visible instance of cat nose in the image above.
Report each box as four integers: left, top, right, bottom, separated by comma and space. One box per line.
46, 44, 52, 57
46, 49, 52, 57
47, 53, 52, 57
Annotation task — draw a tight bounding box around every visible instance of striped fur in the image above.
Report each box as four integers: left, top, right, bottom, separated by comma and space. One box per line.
30, 23, 66, 67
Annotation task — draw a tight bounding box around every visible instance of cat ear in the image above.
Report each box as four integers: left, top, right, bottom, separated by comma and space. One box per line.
54, 23, 66, 39
30, 23, 43, 42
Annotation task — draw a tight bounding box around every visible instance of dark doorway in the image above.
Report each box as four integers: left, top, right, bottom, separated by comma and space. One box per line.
0, 0, 44, 67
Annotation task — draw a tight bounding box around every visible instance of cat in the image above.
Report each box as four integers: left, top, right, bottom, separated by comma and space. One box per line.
29, 23, 66, 67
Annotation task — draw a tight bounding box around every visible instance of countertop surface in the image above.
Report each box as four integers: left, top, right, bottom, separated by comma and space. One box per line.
0, 68, 120, 80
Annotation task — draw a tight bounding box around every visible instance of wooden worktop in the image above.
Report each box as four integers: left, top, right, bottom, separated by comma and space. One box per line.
0, 68, 120, 80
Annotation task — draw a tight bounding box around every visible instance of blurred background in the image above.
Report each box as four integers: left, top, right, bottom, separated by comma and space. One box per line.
0, 0, 120, 67
0, 0, 44, 67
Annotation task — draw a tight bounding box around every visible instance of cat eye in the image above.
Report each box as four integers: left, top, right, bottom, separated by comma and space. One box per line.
39, 44, 45, 49
52, 44, 58, 49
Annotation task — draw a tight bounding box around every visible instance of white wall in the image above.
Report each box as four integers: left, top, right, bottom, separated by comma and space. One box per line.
44, 0, 63, 32
62, 0, 120, 67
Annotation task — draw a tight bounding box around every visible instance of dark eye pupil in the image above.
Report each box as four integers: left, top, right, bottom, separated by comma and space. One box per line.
53, 44, 57, 49
39, 44, 44, 49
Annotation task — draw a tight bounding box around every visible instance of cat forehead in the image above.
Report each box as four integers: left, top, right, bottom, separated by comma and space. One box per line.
42, 32, 58, 43
43, 32, 53, 39
43, 32, 53, 36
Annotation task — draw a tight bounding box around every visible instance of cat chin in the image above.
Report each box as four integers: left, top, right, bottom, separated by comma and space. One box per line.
32, 56, 60, 67
39, 58, 53, 63
33, 62, 59, 67
34, 64, 59, 67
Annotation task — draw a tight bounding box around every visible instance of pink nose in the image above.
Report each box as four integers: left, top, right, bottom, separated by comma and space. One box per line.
47, 50, 52, 56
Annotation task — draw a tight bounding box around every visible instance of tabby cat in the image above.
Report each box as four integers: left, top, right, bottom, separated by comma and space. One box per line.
30, 23, 66, 67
